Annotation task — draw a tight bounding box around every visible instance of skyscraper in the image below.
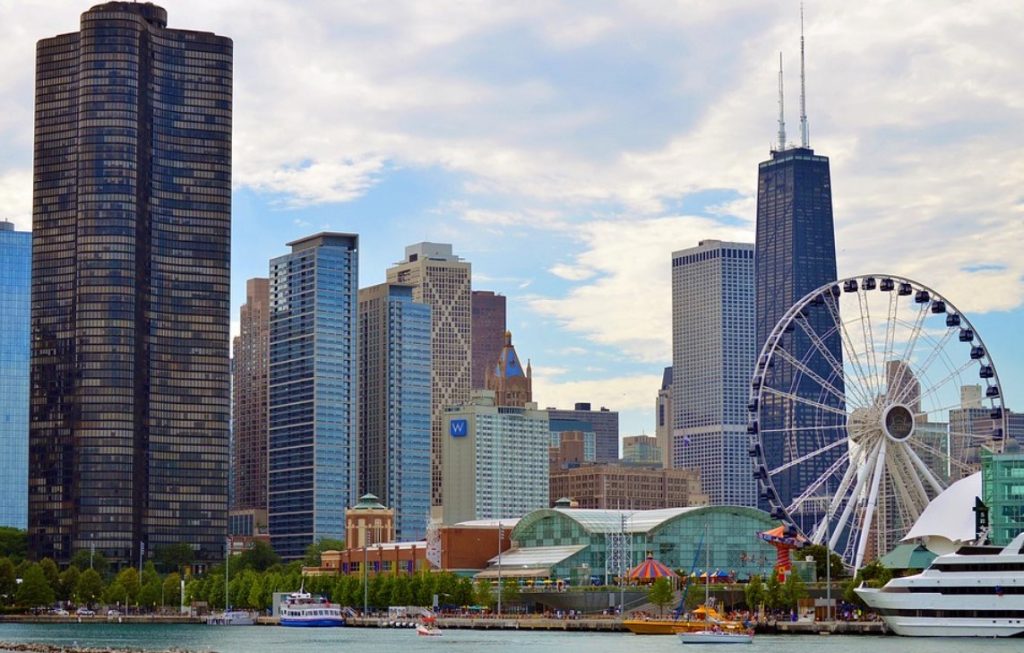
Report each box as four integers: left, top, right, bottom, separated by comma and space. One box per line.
268, 234, 358, 560
471, 291, 506, 389
0, 220, 30, 529
357, 283, 432, 542
655, 367, 673, 470
672, 240, 756, 506
387, 243, 471, 508
232, 278, 269, 514
30, 2, 232, 565
754, 42, 842, 521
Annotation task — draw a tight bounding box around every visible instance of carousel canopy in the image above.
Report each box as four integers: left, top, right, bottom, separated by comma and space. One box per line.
628, 555, 677, 580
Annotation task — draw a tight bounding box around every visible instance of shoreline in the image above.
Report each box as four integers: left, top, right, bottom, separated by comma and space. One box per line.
0, 614, 888, 635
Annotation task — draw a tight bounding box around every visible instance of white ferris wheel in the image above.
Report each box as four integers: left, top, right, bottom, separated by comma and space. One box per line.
748, 275, 1008, 569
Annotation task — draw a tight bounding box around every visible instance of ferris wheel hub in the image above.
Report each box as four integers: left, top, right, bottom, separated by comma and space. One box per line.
882, 404, 915, 442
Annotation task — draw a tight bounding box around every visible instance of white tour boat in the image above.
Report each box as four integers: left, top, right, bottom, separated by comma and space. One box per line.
856, 531, 1024, 637
206, 610, 255, 626
279, 589, 345, 627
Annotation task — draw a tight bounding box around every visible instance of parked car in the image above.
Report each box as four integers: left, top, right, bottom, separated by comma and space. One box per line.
50, 608, 70, 616
76, 607, 96, 616
107, 609, 120, 617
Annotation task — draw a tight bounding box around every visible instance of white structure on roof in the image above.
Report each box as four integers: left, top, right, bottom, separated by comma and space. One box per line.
902, 472, 982, 556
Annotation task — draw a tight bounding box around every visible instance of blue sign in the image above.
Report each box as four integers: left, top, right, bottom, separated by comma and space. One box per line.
450, 419, 468, 437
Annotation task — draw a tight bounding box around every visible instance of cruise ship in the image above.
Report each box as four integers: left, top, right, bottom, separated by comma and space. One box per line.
279, 589, 345, 627
856, 531, 1024, 637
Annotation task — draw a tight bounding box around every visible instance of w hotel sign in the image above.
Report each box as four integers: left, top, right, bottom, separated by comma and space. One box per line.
449, 419, 468, 437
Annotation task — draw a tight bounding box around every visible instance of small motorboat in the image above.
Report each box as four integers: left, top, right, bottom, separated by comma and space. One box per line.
679, 629, 753, 645
416, 614, 443, 637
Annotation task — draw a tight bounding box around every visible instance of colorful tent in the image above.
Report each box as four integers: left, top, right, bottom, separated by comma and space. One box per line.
628, 554, 678, 582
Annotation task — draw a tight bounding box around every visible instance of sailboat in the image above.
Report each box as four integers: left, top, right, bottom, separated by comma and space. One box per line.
207, 540, 255, 626
678, 523, 752, 645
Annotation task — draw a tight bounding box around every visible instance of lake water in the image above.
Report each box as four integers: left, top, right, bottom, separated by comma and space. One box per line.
0, 624, 1021, 653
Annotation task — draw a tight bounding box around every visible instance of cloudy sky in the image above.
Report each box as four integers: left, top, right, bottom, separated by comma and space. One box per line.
1, 1, 1022, 442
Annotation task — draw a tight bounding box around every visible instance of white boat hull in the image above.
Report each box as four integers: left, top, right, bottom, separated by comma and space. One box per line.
679, 631, 753, 644
857, 586, 1024, 638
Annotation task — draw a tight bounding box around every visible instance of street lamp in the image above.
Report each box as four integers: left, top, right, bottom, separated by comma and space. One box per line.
497, 522, 504, 617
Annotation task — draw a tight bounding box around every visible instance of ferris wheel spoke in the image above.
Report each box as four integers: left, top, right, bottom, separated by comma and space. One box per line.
902, 441, 948, 495
772, 347, 859, 410
858, 289, 883, 403
762, 387, 851, 419
894, 443, 934, 514
890, 326, 957, 407
822, 292, 879, 405
829, 439, 881, 552
912, 357, 979, 407
886, 301, 931, 404
760, 424, 848, 434
908, 437, 975, 474
785, 449, 851, 514
792, 316, 874, 408
769, 437, 850, 476
855, 440, 888, 570
886, 445, 927, 522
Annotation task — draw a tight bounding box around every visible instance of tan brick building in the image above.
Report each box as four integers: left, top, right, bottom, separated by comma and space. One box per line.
549, 464, 708, 510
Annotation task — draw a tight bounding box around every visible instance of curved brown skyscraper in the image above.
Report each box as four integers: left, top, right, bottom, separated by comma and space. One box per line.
30, 2, 232, 567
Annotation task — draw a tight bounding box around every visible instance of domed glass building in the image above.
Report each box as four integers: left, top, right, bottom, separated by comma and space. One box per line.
476, 505, 779, 583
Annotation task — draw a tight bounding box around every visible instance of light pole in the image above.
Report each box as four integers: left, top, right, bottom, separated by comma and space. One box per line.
362, 534, 369, 616
497, 522, 504, 617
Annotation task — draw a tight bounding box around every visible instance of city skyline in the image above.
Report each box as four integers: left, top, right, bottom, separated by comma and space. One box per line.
1, 2, 1022, 440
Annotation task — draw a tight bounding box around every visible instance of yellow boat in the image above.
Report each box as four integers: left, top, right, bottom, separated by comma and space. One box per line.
624, 605, 745, 635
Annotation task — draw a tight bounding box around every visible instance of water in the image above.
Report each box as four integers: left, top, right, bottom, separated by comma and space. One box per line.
0, 624, 1020, 653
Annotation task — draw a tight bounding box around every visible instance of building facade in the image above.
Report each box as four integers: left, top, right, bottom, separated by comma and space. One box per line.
550, 421, 597, 466
655, 367, 672, 470
672, 240, 756, 506
546, 403, 619, 463
0, 221, 30, 529
755, 146, 842, 520
269, 234, 359, 560
387, 243, 471, 508
29, 2, 232, 565
485, 331, 532, 408
621, 435, 662, 466
232, 278, 269, 514
471, 291, 506, 389
441, 391, 550, 524
549, 464, 706, 511
982, 444, 1024, 546
480, 506, 777, 583
357, 283, 432, 542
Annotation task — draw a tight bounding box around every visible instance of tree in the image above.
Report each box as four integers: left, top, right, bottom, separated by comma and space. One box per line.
0, 527, 27, 560
781, 571, 807, 609
237, 540, 280, 572
16, 563, 55, 608
802, 544, 848, 581
58, 566, 81, 602
0, 557, 18, 605
474, 579, 494, 609
69, 549, 108, 576
764, 574, 783, 610
75, 568, 104, 605
744, 575, 765, 613
648, 577, 675, 616
138, 578, 162, 611
303, 538, 346, 568
114, 567, 141, 603
39, 558, 60, 596
154, 543, 194, 574
163, 572, 182, 610
843, 559, 893, 607
453, 577, 474, 606
501, 578, 521, 609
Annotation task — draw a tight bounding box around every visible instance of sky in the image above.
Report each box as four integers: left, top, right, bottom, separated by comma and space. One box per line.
1, 1, 1022, 445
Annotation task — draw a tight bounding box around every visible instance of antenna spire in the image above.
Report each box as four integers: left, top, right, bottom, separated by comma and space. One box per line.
777, 52, 786, 152
799, 3, 809, 148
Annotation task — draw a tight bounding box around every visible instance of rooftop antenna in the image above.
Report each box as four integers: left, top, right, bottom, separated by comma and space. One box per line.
776, 51, 786, 152
799, 3, 809, 148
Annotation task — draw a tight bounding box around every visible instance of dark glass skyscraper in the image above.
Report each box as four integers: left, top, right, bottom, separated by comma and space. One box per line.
30, 2, 232, 566
755, 146, 843, 524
